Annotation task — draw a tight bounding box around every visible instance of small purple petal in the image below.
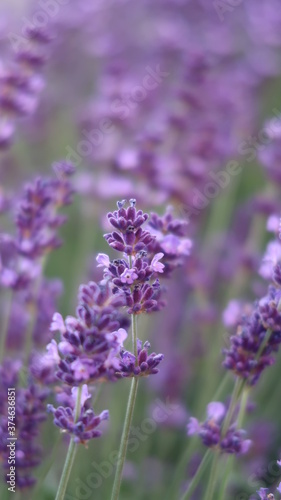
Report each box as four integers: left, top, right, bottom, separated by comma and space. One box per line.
96, 253, 110, 268
187, 417, 201, 436
207, 402, 225, 422
151, 252, 165, 273
72, 385, 91, 407
50, 312, 66, 333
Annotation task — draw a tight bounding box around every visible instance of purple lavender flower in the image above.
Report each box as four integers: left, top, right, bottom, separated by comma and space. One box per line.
187, 401, 251, 455
116, 340, 164, 378
0, 362, 49, 489
259, 117, 281, 186
259, 241, 281, 281
15, 165, 75, 261
101, 257, 164, 314
100, 200, 191, 315
273, 263, 281, 288
0, 26, 52, 150
223, 285, 281, 385
104, 199, 155, 256
147, 207, 192, 276
120, 267, 139, 284
150, 253, 165, 273
47, 385, 109, 445
223, 300, 246, 329
14, 384, 49, 488
49, 281, 129, 385
1, 164, 75, 292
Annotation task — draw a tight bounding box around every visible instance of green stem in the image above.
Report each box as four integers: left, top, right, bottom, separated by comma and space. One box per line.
165, 440, 197, 500
203, 169, 241, 245
179, 448, 212, 500
92, 382, 103, 407
166, 372, 230, 500
111, 310, 139, 500
200, 379, 243, 500
203, 451, 220, 500
218, 388, 249, 500
0, 289, 13, 364
110, 377, 139, 500
31, 437, 61, 500
237, 387, 249, 427
221, 378, 244, 436
55, 385, 82, 500
216, 328, 272, 499
70, 208, 98, 308
212, 371, 231, 401
217, 456, 233, 500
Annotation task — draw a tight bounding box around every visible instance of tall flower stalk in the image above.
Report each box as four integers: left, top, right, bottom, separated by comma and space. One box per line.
55, 386, 83, 500
111, 375, 139, 500
46, 199, 191, 499
0, 163, 75, 490
181, 244, 281, 498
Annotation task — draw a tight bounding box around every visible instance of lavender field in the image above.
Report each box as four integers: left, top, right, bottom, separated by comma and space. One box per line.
1, 1, 281, 499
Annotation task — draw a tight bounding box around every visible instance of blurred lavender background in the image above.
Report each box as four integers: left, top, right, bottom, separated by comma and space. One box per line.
2, 1, 281, 499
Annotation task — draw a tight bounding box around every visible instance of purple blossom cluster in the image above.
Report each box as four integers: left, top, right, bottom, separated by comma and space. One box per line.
0, 162, 74, 353
116, 340, 164, 378
223, 283, 281, 386
147, 208, 192, 276
47, 385, 109, 445
258, 116, 281, 187
47, 200, 190, 446
0, 27, 52, 149
187, 402, 251, 456
104, 199, 155, 255
59, 0, 281, 215
0, 360, 48, 489
1, 162, 74, 290
48, 281, 129, 386
2, 0, 281, 497
0, 163, 75, 488
98, 199, 191, 315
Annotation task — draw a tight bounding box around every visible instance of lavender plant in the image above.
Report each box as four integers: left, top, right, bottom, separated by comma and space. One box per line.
0, 162, 75, 492
44, 199, 190, 500
2, 2, 281, 500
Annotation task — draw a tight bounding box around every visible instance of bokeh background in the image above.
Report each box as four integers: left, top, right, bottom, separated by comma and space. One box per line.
2, 1, 281, 499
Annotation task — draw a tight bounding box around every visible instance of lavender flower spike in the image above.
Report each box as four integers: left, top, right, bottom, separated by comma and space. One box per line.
47, 385, 109, 445
187, 401, 251, 455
